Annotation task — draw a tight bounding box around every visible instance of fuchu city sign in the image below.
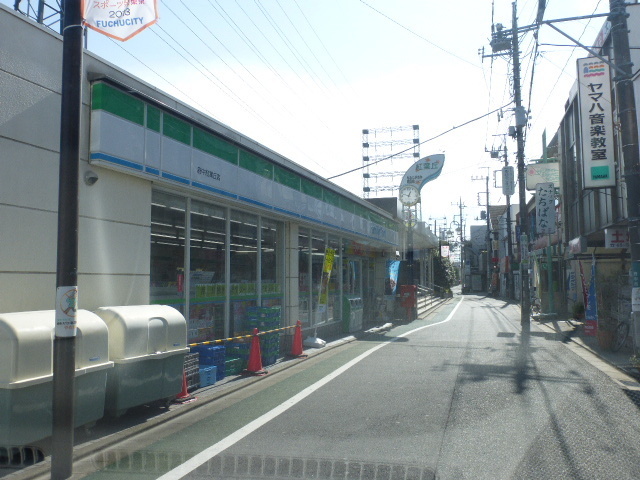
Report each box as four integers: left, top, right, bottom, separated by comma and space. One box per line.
83, 0, 159, 41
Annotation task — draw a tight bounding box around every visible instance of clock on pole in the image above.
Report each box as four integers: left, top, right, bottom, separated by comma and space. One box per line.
399, 184, 420, 206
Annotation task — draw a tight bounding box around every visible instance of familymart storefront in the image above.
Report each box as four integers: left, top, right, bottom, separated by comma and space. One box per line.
90, 79, 398, 344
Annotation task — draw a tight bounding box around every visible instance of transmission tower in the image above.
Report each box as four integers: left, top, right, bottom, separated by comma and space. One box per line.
361, 125, 420, 198
13, 0, 62, 33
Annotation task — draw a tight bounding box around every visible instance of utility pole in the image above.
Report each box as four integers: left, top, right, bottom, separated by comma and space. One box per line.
52, 0, 83, 478
512, 1, 530, 324
609, 0, 640, 350
472, 171, 491, 292
500, 144, 515, 300
485, 175, 491, 293
455, 198, 466, 291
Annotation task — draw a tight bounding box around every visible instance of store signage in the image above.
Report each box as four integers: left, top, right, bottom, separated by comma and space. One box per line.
400, 154, 445, 190
440, 245, 450, 257
502, 166, 515, 196
83, 0, 159, 41
577, 56, 616, 189
632, 261, 640, 288
526, 162, 559, 190
605, 227, 629, 249
535, 182, 556, 235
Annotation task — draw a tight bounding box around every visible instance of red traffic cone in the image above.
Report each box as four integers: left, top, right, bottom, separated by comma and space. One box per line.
288, 321, 307, 358
244, 328, 268, 376
173, 370, 194, 403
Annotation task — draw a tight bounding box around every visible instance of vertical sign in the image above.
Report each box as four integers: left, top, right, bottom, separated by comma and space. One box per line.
535, 182, 556, 235
502, 166, 515, 196
577, 57, 616, 188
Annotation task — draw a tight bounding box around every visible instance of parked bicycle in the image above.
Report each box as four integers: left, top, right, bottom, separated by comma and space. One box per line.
530, 296, 541, 317
612, 316, 631, 352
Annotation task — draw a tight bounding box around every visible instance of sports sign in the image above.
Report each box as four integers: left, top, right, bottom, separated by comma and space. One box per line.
83, 0, 159, 41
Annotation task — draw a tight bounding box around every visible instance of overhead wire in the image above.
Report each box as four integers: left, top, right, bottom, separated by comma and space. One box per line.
292, 0, 354, 91
105, 37, 218, 120
252, 0, 331, 94
357, 0, 482, 69
115, 6, 334, 175
170, 0, 310, 135
273, 0, 342, 92
328, 102, 513, 180
532, 0, 604, 125
227, 0, 333, 132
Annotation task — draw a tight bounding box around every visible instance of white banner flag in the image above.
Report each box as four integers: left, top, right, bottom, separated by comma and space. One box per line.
83, 0, 159, 41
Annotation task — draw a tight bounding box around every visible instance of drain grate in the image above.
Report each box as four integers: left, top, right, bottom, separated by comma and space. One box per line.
0, 446, 45, 468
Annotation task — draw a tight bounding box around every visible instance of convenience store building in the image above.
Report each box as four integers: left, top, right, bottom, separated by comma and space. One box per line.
1, 5, 402, 343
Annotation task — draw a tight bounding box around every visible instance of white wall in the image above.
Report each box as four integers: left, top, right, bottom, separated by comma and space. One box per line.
0, 6, 151, 313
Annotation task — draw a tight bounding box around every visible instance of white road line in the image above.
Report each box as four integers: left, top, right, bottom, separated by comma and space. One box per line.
157, 297, 464, 480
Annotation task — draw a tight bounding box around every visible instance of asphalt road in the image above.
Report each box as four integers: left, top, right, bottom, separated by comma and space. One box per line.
20, 294, 640, 479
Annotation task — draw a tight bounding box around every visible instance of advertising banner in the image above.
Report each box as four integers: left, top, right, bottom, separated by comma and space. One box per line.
584, 257, 598, 336
385, 260, 401, 295
577, 56, 616, 188
83, 0, 159, 41
318, 248, 336, 308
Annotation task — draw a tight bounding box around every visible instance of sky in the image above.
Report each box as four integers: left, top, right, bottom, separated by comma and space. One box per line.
7, 0, 611, 239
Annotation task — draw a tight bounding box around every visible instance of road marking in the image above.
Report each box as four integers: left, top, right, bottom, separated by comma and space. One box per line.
157, 297, 464, 480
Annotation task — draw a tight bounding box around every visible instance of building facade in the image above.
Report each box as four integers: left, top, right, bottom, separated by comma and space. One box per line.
1, 5, 403, 343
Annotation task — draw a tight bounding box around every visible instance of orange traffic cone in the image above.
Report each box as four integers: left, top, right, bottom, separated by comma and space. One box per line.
173, 370, 194, 403
288, 321, 307, 358
244, 328, 268, 376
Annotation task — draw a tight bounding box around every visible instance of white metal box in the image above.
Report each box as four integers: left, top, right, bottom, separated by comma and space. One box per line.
93, 305, 188, 416
0, 310, 113, 446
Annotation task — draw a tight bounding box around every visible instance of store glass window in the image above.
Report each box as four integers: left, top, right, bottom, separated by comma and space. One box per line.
311, 231, 326, 326
150, 191, 186, 315
298, 229, 311, 327
189, 201, 226, 343
261, 218, 283, 310
230, 210, 258, 334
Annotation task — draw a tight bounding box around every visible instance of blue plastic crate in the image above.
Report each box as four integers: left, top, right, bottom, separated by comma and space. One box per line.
199, 366, 217, 387
190, 345, 226, 366
215, 364, 226, 381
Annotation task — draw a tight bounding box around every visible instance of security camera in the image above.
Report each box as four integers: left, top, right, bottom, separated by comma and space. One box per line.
84, 170, 99, 186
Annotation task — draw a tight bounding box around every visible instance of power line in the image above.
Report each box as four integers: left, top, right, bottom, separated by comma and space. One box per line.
292, 0, 354, 91
358, 0, 482, 69
274, 0, 342, 91
328, 103, 513, 180
253, 0, 331, 94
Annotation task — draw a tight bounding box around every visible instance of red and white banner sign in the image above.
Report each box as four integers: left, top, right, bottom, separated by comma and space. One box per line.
83, 0, 159, 41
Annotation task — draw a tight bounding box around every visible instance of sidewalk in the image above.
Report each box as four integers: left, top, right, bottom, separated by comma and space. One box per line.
532, 314, 640, 383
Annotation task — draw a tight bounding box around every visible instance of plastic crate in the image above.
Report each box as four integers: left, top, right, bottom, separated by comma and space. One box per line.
186, 369, 200, 391
199, 366, 217, 387
184, 352, 199, 368
226, 342, 250, 369
225, 357, 242, 376
190, 345, 225, 366
261, 354, 278, 366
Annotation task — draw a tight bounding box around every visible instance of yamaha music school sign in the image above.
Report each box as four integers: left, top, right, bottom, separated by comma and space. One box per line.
577, 57, 615, 189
